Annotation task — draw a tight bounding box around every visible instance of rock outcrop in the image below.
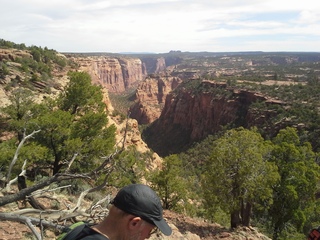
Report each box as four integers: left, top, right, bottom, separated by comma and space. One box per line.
76, 56, 147, 93
140, 57, 167, 74
0, 48, 32, 62
0, 49, 70, 105
140, 55, 183, 74
130, 75, 182, 124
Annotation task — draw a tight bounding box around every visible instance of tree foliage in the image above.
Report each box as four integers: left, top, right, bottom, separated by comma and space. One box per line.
200, 126, 320, 238
149, 154, 189, 211
268, 127, 320, 240
59, 71, 105, 114
107, 146, 151, 187
1, 88, 37, 141
0, 71, 116, 178
202, 127, 279, 228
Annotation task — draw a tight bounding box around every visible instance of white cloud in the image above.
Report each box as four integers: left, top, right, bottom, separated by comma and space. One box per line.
297, 10, 320, 24
1, 0, 320, 52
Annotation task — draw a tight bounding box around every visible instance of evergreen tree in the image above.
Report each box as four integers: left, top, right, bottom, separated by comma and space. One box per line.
59, 71, 105, 115
149, 154, 188, 211
34, 71, 115, 174
1, 88, 37, 142
268, 127, 320, 240
203, 127, 279, 228
0, 72, 116, 176
109, 146, 150, 187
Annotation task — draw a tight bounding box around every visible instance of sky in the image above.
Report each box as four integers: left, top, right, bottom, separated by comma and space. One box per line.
1, 0, 320, 53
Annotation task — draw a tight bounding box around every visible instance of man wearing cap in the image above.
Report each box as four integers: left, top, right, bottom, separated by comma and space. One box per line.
76, 184, 172, 240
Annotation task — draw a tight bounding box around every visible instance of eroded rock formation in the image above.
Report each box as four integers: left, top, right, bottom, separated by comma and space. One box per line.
0, 48, 32, 62
130, 75, 182, 124
76, 56, 147, 92
140, 57, 167, 74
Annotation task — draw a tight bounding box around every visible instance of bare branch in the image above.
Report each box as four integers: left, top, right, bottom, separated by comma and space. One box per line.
69, 173, 110, 213
66, 153, 79, 172
0, 173, 89, 207
10, 208, 90, 222
121, 111, 131, 149
0, 212, 65, 230
6, 159, 27, 192
89, 195, 111, 222
6, 129, 41, 185
25, 218, 41, 240
90, 194, 111, 210
92, 111, 131, 174
29, 184, 72, 197
5, 176, 18, 192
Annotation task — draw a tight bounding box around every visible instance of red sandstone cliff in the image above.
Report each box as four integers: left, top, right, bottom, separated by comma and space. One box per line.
143, 80, 285, 156
76, 56, 147, 93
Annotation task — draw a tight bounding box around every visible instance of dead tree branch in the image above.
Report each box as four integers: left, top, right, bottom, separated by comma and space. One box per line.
0, 173, 89, 207
66, 152, 79, 172
93, 111, 130, 174
0, 212, 65, 230
25, 218, 42, 240
5, 159, 27, 192
69, 171, 111, 213
6, 129, 41, 185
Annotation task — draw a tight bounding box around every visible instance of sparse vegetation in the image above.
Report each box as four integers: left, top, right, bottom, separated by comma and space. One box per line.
0, 39, 74, 95
108, 88, 137, 116
1, 40, 320, 239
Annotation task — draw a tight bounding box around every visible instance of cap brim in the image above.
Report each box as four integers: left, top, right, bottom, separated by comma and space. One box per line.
154, 219, 172, 236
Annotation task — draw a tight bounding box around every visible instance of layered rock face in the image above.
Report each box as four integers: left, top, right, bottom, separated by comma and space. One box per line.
0, 48, 32, 61
140, 55, 182, 74
76, 56, 147, 92
130, 75, 182, 124
144, 80, 283, 156
140, 57, 166, 74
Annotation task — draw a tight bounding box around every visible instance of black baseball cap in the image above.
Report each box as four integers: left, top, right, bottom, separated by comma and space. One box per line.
111, 184, 172, 236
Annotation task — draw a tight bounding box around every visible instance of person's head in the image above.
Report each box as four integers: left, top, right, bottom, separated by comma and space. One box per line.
105, 204, 156, 240
107, 184, 172, 239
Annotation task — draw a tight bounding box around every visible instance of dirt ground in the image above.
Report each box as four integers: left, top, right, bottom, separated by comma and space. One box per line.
0, 221, 33, 240
0, 208, 218, 240
0, 186, 270, 240
0, 208, 270, 240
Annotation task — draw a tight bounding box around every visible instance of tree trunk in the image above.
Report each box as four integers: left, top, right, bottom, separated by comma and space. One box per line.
273, 226, 280, 240
53, 154, 62, 175
242, 202, 252, 226
18, 175, 46, 210
230, 210, 241, 229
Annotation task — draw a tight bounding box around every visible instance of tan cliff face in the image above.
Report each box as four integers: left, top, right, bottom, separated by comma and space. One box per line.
154, 57, 166, 73
140, 57, 167, 74
75, 56, 147, 93
129, 75, 182, 124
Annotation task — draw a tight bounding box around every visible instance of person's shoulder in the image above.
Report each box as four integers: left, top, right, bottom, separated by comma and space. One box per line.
77, 227, 109, 240
79, 234, 108, 240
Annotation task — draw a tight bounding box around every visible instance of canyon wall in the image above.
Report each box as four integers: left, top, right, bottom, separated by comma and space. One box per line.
129, 75, 182, 124
74, 54, 184, 93
140, 57, 167, 74
76, 56, 147, 93
143, 80, 284, 156
140, 55, 182, 74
